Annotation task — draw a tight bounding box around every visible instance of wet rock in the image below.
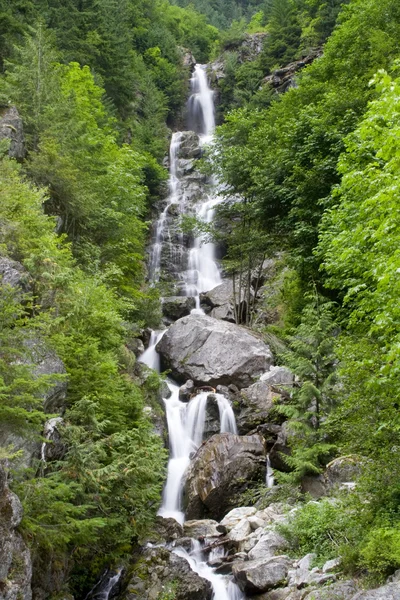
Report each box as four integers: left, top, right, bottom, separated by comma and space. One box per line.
269, 422, 291, 472
126, 337, 145, 358
162, 296, 196, 322
237, 380, 282, 434
177, 131, 202, 159
125, 546, 213, 600
0, 257, 31, 294
184, 433, 266, 520
41, 417, 66, 462
150, 517, 184, 543
203, 394, 221, 439
177, 158, 196, 176
350, 582, 400, 599
181, 48, 196, 69
183, 520, 222, 539
248, 531, 287, 561
157, 313, 273, 389
0, 106, 26, 160
0, 465, 32, 600
233, 556, 292, 594
179, 380, 195, 402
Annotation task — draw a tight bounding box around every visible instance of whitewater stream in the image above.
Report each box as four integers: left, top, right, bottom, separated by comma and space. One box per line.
139, 64, 245, 600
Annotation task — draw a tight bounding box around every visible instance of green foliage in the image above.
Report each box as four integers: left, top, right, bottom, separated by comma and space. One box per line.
360, 527, 400, 580
0, 285, 51, 436
0, 154, 166, 593
278, 497, 359, 564
275, 294, 338, 481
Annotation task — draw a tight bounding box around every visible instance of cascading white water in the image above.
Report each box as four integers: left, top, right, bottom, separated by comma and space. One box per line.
158, 386, 237, 524
174, 541, 245, 600
138, 64, 244, 600
187, 64, 215, 139
138, 330, 166, 371
40, 416, 63, 462
84, 569, 122, 600
149, 132, 183, 283
266, 454, 275, 488
184, 65, 224, 310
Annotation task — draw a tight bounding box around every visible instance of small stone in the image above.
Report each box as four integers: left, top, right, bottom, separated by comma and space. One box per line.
248, 515, 266, 531
228, 518, 252, 542
220, 507, 257, 531
322, 557, 341, 573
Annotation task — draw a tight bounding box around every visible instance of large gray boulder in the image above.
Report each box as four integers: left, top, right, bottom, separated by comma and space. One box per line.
125, 546, 212, 600
0, 465, 32, 600
232, 556, 292, 594
157, 313, 273, 388
0, 106, 26, 160
177, 131, 202, 159
184, 432, 266, 520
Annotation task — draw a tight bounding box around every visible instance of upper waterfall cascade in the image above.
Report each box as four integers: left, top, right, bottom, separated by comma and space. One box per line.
139, 64, 244, 600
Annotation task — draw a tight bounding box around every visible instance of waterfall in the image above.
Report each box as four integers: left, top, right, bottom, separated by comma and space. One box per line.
84, 569, 122, 600
149, 132, 183, 283
266, 454, 275, 488
174, 541, 245, 600
187, 64, 215, 138
185, 65, 223, 310
158, 387, 237, 525
138, 330, 166, 371
139, 64, 243, 600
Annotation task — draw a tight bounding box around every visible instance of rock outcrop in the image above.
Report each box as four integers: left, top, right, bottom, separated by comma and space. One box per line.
157, 313, 273, 388
0, 106, 26, 161
162, 296, 196, 322
236, 380, 282, 434
0, 257, 31, 295
125, 546, 213, 600
0, 465, 32, 600
200, 279, 254, 323
184, 432, 266, 520
263, 48, 323, 93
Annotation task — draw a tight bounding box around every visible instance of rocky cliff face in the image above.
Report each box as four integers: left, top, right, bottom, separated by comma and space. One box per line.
0, 107, 26, 161
0, 465, 32, 600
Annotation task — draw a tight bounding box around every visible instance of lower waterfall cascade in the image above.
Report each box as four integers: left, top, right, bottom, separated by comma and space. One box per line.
139, 64, 245, 600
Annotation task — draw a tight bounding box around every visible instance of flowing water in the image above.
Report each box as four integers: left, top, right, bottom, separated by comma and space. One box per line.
85, 569, 122, 600
266, 454, 275, 488
138, 63, 244, 600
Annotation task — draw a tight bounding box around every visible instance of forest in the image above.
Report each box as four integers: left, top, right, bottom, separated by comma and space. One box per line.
0, 0, 400, 598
